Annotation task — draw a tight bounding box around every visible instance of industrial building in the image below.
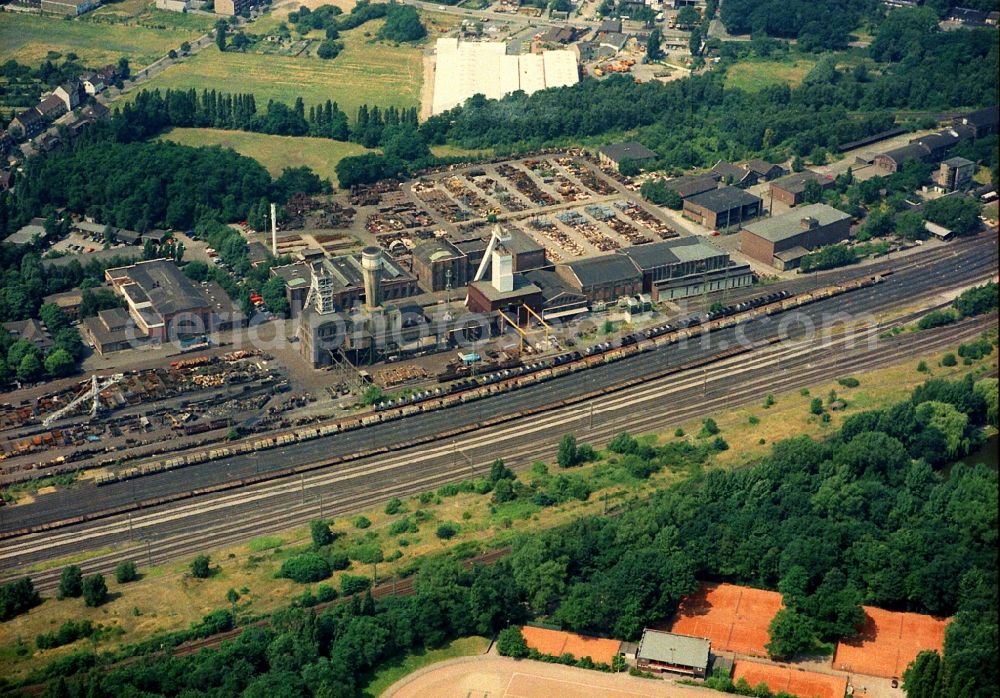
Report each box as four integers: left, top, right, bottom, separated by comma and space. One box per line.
683, 187, 762, 230
740, 203, 853, 270
465, 227, 544, 324
40, 0, 98, 15
80, 307, 143, 355
874, 143, 932, 173
273, 251, 419, 318
635, 629, 711, 678
412, 238, 468, 292
105, 259, 244, 340
556, 255, 643, 305
662, 173, 721, 200
298, 247, 415, 368
952, 106, 999, 138
769, 170, 835, 206
616, 238, 754, 301
933, 157, 975, 192
598, 142, 659, 172
431, 39, 579, 115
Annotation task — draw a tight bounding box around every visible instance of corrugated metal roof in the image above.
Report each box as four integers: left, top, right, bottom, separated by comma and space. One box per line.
637, 630, 710, 669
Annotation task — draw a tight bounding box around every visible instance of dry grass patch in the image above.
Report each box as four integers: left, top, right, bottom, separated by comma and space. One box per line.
159, 128, 372, 183
125, 22, 421, 119
0, 11, 204, 68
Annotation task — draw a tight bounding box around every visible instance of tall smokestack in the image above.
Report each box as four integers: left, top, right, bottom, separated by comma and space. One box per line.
270, 203, 277, 256
361, 246, 383, 310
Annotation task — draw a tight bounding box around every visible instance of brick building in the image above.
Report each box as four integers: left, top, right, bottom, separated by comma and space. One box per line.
682, 187, 762, 230
740, 203, 853, 270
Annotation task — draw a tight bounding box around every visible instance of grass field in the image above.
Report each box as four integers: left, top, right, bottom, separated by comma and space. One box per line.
125, 21, 422, 119
361, 636, 490, 697
725, 57, 817, 91
0, 334, 993, 681
0, 11, 205, 68
159, 128, 372, 183
84, 0, 216, 33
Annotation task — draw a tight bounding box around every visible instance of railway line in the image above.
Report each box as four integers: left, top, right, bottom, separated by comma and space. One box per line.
0, 234, 995, 581
3, 311, 994, 591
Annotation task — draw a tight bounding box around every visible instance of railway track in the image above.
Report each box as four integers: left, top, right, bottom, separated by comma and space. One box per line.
5, 237, 997, 543
4, 312, 994, 591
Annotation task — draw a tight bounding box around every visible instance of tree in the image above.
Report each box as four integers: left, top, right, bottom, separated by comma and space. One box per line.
114, 561, 139, 584
180, 41, 191, 54
17, 352, 42, 382
676, 5, 699, 27
278, 554, 331, 583
0, 578, 41, 621
895, 211, 926, 241
230, 32, 251, 52
58, 565, 83, 599
316, 40, 344, 59
924, 196, 981, 236
904, 650, 943, 698
766, 608, 817, 658
378, 4, 426, 42
191, 554, 212, 578
617, 158, 641, 177
810, 397, 824, 415
215, 20, 228, 51
168, 49, 178, 60
698, 418, 719, 438
44, 349, 75, 378
496, 626, 529, 658
310, 519, 334, 548
436, 522, 459, 539
645, 28, 663, 60
557, 433, 578, 468
81, 574, 108, 607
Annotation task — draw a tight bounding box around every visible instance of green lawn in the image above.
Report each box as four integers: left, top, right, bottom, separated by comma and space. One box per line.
127, 21, 422, 118
361, 636, 490, 697
0, 11, 205, 68
725, 57, 817, 91
159, 128, 373, 184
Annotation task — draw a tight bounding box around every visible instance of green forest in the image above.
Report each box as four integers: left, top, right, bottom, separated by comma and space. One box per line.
3, 374, 996, 697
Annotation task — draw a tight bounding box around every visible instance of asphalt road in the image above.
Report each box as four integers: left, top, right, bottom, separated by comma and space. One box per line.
1, 233, 996, 583
2, 235, 995, 532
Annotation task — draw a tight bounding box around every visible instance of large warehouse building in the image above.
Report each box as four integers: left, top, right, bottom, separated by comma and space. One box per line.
740, 203, 853, 270
432, 39, 579, 114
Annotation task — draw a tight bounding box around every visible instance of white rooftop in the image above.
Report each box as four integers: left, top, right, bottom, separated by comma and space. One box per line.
432, 39, 578, 115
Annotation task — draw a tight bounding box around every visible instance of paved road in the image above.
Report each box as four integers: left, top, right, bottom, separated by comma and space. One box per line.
1, 234, 996, 584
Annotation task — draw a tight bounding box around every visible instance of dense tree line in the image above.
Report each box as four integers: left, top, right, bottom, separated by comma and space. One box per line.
18, 375, 996, 697
720, 0, 878, 49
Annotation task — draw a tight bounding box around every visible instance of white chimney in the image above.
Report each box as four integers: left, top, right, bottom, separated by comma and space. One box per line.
270, 203, 277, 256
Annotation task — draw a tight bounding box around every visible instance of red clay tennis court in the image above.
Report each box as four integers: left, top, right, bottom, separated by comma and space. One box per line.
833, 606, 950, 678
669, 583, 783, 657
520, 626, 620, 665
734, 660, 848, 698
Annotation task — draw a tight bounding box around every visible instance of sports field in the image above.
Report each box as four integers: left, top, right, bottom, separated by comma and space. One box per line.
0, 11, 203, 68
388, 656, 718, 698
520, 626, 620, 665
833, 607, 950, 678
159, 128, 371, 184
123, 22, 421, 119
733, 661, 848, 698
669, 583, 783, 657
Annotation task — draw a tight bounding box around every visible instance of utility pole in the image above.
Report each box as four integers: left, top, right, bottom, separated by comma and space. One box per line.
127, 512, 133, 541
300, 473, 305, 503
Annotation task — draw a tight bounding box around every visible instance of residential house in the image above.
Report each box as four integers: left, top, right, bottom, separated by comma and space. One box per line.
2, 319, 53, 351
9, 108, 45, 140
80, 71, 106, 95
36, 94, 68, 122
54, 81, 83, 111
